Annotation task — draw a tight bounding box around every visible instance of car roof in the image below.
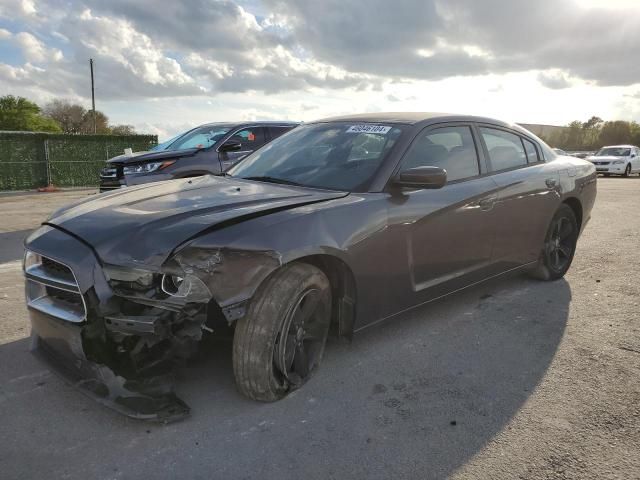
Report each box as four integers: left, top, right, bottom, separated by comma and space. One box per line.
600, 144, 636, 148
310, 112, 518, 128
199, 121, 299, 128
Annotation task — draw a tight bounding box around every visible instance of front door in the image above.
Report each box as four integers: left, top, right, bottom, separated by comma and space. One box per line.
632, 148, 640, 173
383, 124, 499, 315
219, 127, 267, 171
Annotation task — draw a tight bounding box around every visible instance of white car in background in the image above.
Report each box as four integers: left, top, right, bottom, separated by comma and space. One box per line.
587, 145, 640, 177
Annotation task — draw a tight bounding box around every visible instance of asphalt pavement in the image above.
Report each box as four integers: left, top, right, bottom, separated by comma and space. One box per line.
0, 180, 638, 479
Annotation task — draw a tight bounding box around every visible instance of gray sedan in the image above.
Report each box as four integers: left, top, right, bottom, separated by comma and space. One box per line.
25, 112, 596, 420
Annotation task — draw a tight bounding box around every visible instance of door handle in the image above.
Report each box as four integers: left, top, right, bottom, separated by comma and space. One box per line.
478, 194, 497, 211
545, 178, 558, 189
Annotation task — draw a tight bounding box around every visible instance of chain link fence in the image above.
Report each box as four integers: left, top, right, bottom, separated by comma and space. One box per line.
0, 131, 158, 190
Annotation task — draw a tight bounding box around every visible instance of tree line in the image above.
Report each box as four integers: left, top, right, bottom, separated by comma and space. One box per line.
542, 116, 640, 151
0, 95, 137, 135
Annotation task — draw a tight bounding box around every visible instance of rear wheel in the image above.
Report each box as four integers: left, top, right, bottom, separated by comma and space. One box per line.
232, 263, 332, 401
530, 204, 578, 281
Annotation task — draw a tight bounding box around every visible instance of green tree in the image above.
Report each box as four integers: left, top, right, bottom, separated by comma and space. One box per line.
110, 124, 136, 135
43, 99, 87, 134
81, 110, 110, 134
0, 95, 61, 133
582, 116, 603, 130
564, 121, 585, 150
630, 121, 640, 146
599, 121, 632, 146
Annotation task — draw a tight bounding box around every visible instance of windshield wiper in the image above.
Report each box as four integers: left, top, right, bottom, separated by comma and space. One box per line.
242, 176, 304, 187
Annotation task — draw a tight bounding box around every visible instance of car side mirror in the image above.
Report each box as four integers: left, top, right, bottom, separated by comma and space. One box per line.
219, 140, 242, 152
632, 154, 637, 158
393, 166, 447, 189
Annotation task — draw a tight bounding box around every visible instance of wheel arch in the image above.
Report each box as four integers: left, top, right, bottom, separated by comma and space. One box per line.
562, 196, 583, 232
293, 254, 358, 339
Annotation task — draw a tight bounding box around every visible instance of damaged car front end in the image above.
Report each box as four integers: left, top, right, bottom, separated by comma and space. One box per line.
25, 230, 207, 421
24, 175, 345, 421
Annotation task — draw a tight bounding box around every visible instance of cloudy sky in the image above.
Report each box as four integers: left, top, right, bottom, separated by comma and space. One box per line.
1, 0, 639, 139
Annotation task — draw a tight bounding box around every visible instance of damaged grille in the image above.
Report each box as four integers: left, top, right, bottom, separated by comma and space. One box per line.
24, 251, 86, 323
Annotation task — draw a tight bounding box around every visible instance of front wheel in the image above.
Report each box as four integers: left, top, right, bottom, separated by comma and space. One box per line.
529, 204, 579, 281
623, 164, 631, 177
232, 263, 332, 401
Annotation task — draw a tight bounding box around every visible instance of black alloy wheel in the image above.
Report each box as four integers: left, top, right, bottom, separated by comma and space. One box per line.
531, 204, 579, 281
546, 215, 576, 274
233, 263, 331, 401
274, 288, 329, 386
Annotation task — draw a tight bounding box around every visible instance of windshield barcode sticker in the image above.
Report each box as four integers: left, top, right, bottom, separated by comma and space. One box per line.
346, 125, 392, 134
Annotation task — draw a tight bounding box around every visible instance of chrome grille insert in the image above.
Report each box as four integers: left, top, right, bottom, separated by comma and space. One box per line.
24, 251, 86, 323
100, 167, 118, 178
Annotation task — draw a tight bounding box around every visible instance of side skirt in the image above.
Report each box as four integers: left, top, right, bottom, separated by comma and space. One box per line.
353, 261, 538, 334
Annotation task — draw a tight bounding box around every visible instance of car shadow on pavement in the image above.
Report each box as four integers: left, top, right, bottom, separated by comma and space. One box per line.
0, 274, 571, 480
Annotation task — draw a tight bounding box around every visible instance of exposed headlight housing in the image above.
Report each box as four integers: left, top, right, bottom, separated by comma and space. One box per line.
611, 160, 625, 165
161, 273, 212, 303
103, 263, 212, 304
104, 264, 155, 289
123, 160, 175, 175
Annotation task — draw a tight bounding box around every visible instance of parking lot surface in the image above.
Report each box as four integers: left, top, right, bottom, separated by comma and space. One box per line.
0, 179, 638, 479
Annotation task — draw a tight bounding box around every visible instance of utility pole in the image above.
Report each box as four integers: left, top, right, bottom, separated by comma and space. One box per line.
89, 58, 96, 134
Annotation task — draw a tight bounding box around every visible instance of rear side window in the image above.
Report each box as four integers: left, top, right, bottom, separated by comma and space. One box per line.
480, 128, 527, 171
400, 126, 480, 182
228, 127, 266, 149
523, 138, 540, 163
267, 126, 293, 140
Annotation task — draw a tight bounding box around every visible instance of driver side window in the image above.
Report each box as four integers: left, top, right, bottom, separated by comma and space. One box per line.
400, 126, 480, 182
227, 127, 267, 150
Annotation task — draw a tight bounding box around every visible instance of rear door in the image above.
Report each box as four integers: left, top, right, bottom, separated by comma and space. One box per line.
267, 126, 295, 141
477, 125, 560, 269
218, 127, 267, 171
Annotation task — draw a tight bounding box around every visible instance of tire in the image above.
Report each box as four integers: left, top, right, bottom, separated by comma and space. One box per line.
232, 263, 332, 401
529, 204, 579, 281
623, 164, 631, 177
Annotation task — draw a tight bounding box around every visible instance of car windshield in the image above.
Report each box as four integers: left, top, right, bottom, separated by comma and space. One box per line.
151, 134, 180, 151
165, 125, 232, 151
596, 147, 630, 157
228, 122, 405, 191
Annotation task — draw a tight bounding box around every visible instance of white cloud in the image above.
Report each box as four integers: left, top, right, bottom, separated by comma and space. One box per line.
0, 0, 37, 18
1, 0, 640, 134
0, 30, 63, 64
537, 70, 573, 90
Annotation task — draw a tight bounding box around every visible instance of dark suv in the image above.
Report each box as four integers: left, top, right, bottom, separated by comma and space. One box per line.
99, 121, 298, 192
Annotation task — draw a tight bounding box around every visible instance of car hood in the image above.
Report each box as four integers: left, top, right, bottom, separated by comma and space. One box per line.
587, 155, 626, 162
107, 148, 200, 165
46, 175, 348, 268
